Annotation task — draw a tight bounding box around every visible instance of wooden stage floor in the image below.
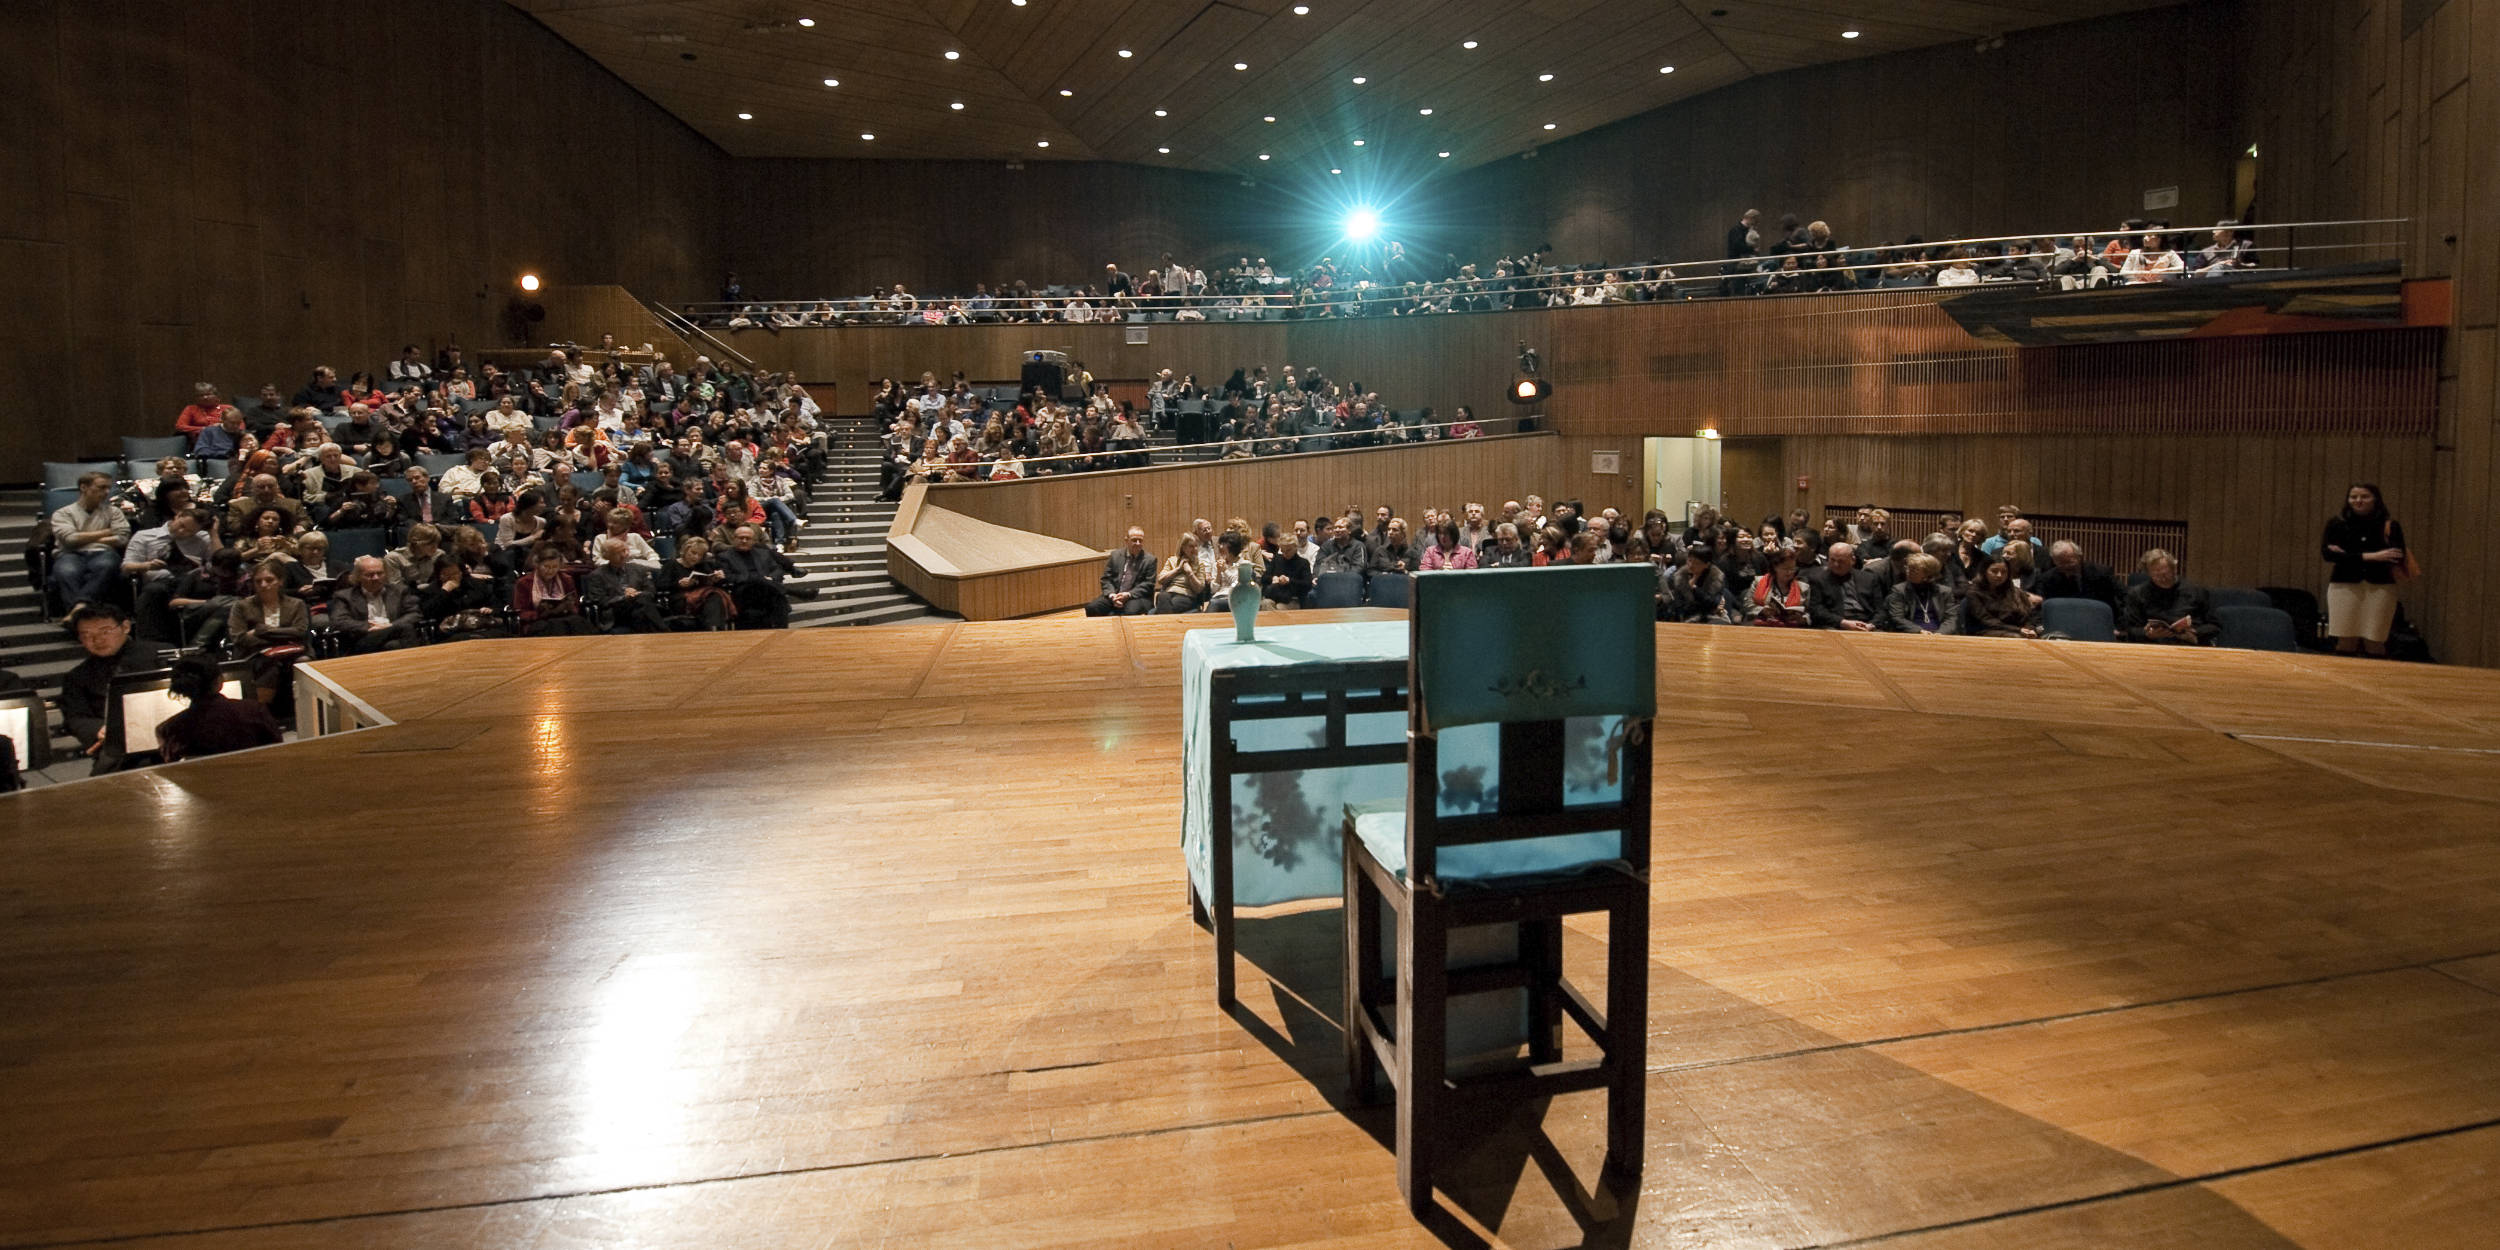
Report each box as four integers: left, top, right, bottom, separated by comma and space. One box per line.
5, 613, 2500, 1249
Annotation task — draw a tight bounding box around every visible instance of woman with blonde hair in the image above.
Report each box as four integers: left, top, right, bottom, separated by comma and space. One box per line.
1153, 532, 1210, 613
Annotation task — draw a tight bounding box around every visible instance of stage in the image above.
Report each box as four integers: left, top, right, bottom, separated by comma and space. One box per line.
5, 615, 2500, 1248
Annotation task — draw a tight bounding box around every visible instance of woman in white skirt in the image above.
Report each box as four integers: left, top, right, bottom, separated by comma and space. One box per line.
2320, 483, 2409, 656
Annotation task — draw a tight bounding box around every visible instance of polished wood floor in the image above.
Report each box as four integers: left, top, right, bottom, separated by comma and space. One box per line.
5, 616, 2500, 1248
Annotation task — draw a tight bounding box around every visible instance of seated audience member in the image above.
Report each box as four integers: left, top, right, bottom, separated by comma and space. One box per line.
321, 472, 397, 532
2121, 231, 2185, 283
284, 531, 338, 604
293, 366, 344, 411
154, 654, 285, 764
583, 538, 666, 633
61, 605, 161, 774
2121, 549, 2218, 645
50, 472, 131, 612
176, 383, 229, 438
328, 556, 425, 653
1087, 527, 1156, 616
1748, 541, 1811, 626
1420, 521, 1477, 570
512, 547, 596, 636
1313, 519, 1370, 577
661, 535, 734, 630
1662, 546, 1733, 624
227, 559, 312, 700
167, 549, 249, 649
419, 554, 505, 640
1260, 527, 1313, 607
124, 508, 213, 643
1959, 555, 2042, 638
1984, 515, 2044, 560
1804, 541, 1883, 631
1370, 518, 1423, 574
440, 448, 493, 501
1867, 539, 1922, 593
386, 525, 446, 589
1881, 554, 1959, 634
2029, 540, 2121, 608
1479, 522, 1532, 569
1205, 532, 1255, 611
1154, 532, 1210, 614
2192, 221, 2258, 272
717, 524, 801, 629
193, 406, 249, 459
227, 473, 307, 535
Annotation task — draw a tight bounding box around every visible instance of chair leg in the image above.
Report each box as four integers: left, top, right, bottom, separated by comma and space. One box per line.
1342, 835, 1375, 1100
1603, 894, 1649, 1192
1396, 896, 1447, 1216
1525, 917, 1564, 1065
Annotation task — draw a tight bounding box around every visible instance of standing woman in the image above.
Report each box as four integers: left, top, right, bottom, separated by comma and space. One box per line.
2322, 482, 2410, 656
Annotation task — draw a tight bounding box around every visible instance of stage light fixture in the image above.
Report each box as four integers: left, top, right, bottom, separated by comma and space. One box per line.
1508, 341, 1548, 405
1344, 207, 1380, 240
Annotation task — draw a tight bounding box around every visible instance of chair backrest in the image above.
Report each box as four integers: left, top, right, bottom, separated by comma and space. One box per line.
325, 528, 391, 565
120, 459, 166, 483
651, 535, 680, 564
2214, 605, 2298, 652
1402, 565, 1657, 886
2039, 597, 2116, 641
40, 486, 81, 523
378, 477, 414, 502
2208, 586, 2273, 610
1308, 571, 1365, 609
415, 453, 466, 478
44, 461, 119, 490
1366, 572, 1413, 608
121, 435, 191, 461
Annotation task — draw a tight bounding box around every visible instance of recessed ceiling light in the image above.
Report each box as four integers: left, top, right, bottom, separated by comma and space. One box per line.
1329, 167, 1341, 175
1438, 150, 1451, 158
1351, 76, 1367, 84
1842, 30, 1860, 38
797, 17, 814, 27
1538, 72, 1554, 82
1418, 107, 1433, 115
1542, 122, 1556, 130
860, 133, 875, 140
1263, 115, 1276, 123
822, 77, 839, 87
1660, 65, 1675, 73
1012, 0, 1027, 5
1158, 146, 1171, 153
1234, 61, 1249, 70
1351, 138, 1365, 146
1293, 4, 1310, 12
1462, 40, 1478, 49
1037, 140, 1050, 147
1059, 88, 1073, 96
1257, 153, 1270, 160
944, 49, 960, 60
737, 112, 752, 120
1118, 48, 1134, 58
1154, 108, 1168, 117
950, 101, 965, 110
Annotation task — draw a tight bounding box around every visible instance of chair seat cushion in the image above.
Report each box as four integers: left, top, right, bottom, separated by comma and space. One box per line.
1349, 801, 1623, 886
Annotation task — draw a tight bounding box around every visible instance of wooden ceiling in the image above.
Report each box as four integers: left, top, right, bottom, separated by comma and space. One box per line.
506, 0, 2185, 176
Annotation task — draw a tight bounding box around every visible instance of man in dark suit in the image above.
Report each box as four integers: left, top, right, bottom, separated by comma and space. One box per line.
60, 604, 162, 775
328, 557, 424, 653
2030, 540, 2123, 609
1086, 527, 1154, 616
584, 538, 666, 633
717, 524, 801, 630
1804, 542, 1884, 632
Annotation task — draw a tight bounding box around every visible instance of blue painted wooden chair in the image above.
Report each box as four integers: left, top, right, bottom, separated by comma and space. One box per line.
1342, 564, 1656, 1215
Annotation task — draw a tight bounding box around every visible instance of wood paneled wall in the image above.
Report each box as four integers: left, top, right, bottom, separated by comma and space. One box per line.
1739, 434, 2437, 595
725, 160, 1287, 300
919, 434, 1561, 553
1418, 4, 2245, 271
0, 0, 729, 479
1540, 292, 2442, 438
2244, 0, 2497, 665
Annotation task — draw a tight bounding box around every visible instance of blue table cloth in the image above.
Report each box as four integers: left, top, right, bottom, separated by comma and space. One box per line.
1181, 621, 1410, 909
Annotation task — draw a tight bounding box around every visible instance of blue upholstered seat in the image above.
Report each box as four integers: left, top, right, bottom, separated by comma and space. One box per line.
1349, 800, 1621, 885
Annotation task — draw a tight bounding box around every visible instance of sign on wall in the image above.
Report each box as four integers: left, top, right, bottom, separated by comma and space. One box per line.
1590, 450, 1621, 475
2143, 186, 2180, 211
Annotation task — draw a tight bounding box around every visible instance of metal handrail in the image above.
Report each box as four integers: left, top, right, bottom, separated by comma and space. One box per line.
639, 293, 757, 369
684, 217, 2411, 325
891, 415, 1513, 477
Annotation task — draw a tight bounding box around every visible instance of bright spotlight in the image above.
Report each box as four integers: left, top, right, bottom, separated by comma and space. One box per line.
519, 273, 541, 292
1343, 207, 1380, 241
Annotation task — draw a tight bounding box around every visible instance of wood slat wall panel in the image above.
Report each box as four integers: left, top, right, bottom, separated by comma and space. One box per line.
915, 433, 1563, 553
0, 0, 730, 480
1751, 434, 2438, 595
2245, 0, 2498, 664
